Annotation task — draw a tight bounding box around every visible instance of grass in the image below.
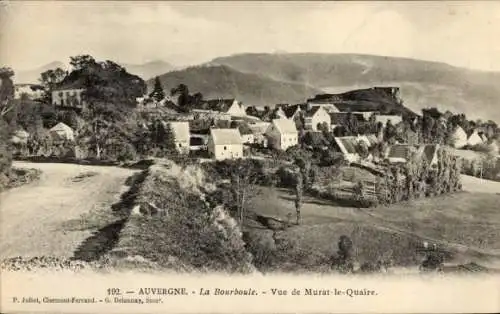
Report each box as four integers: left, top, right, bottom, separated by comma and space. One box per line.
245, 186, 500, 270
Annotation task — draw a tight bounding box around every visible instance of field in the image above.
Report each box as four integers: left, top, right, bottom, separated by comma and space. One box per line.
246, 177, 500, 269
1, 160, 499, 273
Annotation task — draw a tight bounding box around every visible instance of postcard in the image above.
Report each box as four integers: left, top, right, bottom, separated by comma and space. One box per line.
1, 1, 499, 313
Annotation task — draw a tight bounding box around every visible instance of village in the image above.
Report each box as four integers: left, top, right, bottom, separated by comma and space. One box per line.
9, 79, 498, 169
1, 54, 500, 276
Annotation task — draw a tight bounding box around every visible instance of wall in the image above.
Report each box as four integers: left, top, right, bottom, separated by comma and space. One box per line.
175, 140, 190, 154
211, 144, 243, 160
280, 133, 298, 150
52, 89, 85, 109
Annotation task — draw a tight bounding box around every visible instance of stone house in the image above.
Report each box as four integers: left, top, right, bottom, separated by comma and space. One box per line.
49, 122, 75, 142
450, 126, 468, 149
52, 85, 86, 110
304, 106, 331, 131
265, 119, 298, 150
208, 128, 243, 160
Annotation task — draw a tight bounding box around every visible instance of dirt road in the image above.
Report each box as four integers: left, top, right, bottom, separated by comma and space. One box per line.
461, 174, 500, 194
0, 162, 137, 259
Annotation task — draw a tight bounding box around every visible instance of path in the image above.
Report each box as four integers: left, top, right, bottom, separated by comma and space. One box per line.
461, 174, 500, 194
0, 162, 136, 259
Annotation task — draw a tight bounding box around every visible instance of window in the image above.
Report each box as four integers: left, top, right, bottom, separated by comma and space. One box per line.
178, 143, 182, 147
224, 146, 227, 150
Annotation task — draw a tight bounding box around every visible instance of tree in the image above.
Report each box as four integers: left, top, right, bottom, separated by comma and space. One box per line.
294, 170, 303, 225
150, 120, 177, 156
229, 160, 261, 224
171, 84, 190, 112
346, 111, 359, 135
70, 55, 97, 71
335, 235, 354, 273
0, 67, 16, 187
0, 67, 15, 116
384, 120, 397, 142
149, 76, 165, 102
39, 67, 67, 104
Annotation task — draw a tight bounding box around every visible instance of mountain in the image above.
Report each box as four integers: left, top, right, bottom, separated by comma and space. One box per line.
120, 60, 174, 80
14, 61, 66, 84
149, 64, 321, 106
210, 53, 500, 122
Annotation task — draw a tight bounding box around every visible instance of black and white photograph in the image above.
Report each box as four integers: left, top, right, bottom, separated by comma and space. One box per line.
0, 1, 499, 313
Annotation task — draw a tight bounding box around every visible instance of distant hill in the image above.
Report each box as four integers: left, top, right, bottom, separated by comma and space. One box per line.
14, 61, 66, 84
210, 53, 500, 122
120, 60, 175, 80
148, 64, 321, 106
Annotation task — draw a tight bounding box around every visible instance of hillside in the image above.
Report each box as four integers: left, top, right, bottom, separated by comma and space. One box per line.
211, 53, 500, 122
148, 64, 322, 106
121, 60, 175, 80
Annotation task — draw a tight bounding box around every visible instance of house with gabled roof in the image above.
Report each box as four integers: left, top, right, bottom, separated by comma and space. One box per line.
52, 84, 86, 110
49, 122, 75, 142
467, 130, 484, 146
265, 119, 298, 150
304, 106, 331, 131
450, 125, 468, 149
208, 128, 243, 160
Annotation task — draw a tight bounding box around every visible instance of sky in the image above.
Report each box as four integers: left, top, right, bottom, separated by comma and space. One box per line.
1, 1, 500, 72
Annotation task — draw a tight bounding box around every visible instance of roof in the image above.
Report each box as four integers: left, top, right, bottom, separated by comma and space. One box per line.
335, 136, 359, 154
272, 119, 297, 134
387, 144, 414, 160
50, 122, 74, 134
452, 125, 467, 137
168, 121, 190, 140
210, 128, 243, 145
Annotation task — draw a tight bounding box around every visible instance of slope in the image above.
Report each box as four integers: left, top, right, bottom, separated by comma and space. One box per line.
211, 53, 500, 122
149, 64, 322, 106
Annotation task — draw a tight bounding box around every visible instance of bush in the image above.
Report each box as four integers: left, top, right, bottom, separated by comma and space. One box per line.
461, 156, 500, 182
276, 166, 298, 188
375, 147, 462, 204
